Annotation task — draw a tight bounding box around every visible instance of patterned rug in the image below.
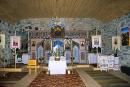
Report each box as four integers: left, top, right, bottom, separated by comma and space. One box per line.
86, 69, 130, 87
29, 71, 86, 87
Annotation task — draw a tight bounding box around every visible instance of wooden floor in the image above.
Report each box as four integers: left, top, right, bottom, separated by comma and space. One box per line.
85, 68, 130, 87
0, 64, 130, 87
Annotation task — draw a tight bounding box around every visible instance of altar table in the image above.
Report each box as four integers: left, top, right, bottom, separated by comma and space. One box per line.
48, 56, 67, 75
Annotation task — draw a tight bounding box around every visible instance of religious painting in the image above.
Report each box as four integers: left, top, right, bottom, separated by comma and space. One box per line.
44, 39, 51, 51
94, 38, 99, 45
92, 35, 101, 48
112, 36, 121, 50
0, 34, 5, 48
10, 36, 21, 49
32, 41, 36, 47
121, 27, 129, 46
80, 52, 85, 60
64, 39, 71, 50
72, 40, 79, 48
80, 41, 85, 47
53, 39, 64, 54
37, 46, 43, 60
51, 25, 65, 38
65, 51, 71, 60
73, 45, 79, 63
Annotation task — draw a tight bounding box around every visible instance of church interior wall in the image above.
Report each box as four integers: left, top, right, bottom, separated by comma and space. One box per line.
102, 13, 130, 67
0, 20, 13, 67
1, 15, 130, 66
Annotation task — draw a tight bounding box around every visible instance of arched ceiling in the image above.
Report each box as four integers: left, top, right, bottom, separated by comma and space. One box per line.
0, 0, 130, 23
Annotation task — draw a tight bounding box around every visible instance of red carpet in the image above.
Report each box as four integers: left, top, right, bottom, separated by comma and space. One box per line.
29, 71, 86, 87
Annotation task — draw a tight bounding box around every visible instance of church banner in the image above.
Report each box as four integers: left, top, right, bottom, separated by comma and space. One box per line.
0, 34, 5, 48
121, 27, 129, 46
10, 36, 21, 49
92, 35, 101, 48
112, 36, 121, 50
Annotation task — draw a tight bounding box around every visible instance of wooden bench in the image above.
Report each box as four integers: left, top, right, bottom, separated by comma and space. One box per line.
27, 60, 37, 74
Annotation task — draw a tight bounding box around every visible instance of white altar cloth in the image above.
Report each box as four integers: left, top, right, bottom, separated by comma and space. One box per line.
48, 56, 67, 75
